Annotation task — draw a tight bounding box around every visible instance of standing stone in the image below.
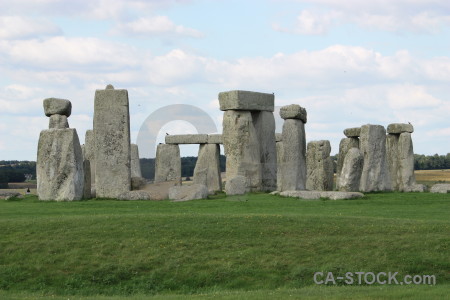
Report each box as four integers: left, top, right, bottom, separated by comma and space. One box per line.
94, 85, 131, 198
37, 128, 84, 201
339, 148, 363, 192
359, 124, 391, 192
276, 141, 283, 191
280, 118, 306, 191
49, 114, 69, 129
253, 111, 277, 191
225, 175, 247, 195
131, 144, 142, 178
84, 130, 96, 186
154, 144, 181, 184
306, 140, 334, 191
83, 160, 91, 199
398, 133, 416, 191
336, 137, 359, 189
386, 134, 400, 190
193, 144, 222, 193
222, 110, 261, 192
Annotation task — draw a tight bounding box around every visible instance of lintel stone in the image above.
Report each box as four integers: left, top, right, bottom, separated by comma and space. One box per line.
207, 134, 222, 144
387, 123, 414, 134
219, 90, 274, 112
43, 98, 72, 117
165, 134, 208, 144
279, 104, 307, 122
343, 127, 361, 137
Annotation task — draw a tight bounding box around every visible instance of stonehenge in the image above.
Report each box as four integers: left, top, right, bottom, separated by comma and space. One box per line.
37, 98, 85, 201
37, 86, 428, 202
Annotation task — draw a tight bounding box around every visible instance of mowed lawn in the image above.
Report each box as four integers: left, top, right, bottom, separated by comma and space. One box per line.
0, 192, 449, 299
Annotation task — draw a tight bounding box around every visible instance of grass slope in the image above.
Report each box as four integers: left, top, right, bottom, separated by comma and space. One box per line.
0, 193, 449, 299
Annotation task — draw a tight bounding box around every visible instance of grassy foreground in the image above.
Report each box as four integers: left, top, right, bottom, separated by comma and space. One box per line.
0, 192, 449, 299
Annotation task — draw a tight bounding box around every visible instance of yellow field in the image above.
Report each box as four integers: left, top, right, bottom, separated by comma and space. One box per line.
415, 169, 450, 184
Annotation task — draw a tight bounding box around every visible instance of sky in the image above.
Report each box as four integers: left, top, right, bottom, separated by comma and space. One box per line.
1, 0, 450, 160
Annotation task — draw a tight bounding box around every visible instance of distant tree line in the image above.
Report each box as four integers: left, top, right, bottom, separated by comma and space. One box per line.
1, 153, 450, 184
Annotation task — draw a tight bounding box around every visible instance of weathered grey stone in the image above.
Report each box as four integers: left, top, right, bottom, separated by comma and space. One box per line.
131, 144, 142, 178
222, 110, 261, 191
280, 190, 364, 200
91, 187, 96, 198
154, 144, 181, 184
359, 124, 392, 192
386, 134, 400, 190
117, 190, 151, 200
165, 134, 208, 144
276, 141, 283, 191
280, 119, 306, 191
84, 130, 96, 186
131, 177, 146, 190
338, 148, 363, 192
83, 160, 91, 199
49, 114, 69, 129
336, 137, 359, 189
169, 184, 208, 201
193, 144, 222, 193
94, 85, 131, 198
37, 128, 84, 201
275, 133, 282, 142
430, 183, 450, 193
343, 127, 361, 138
219, 90, 274, 112
253, 111, 277, 191
43, 98, 72, 117
387, 123, 414, 134
225, 175, 247, 195
404, 184, 427, 192
139, 180, 179, 200
0, 191, 22, 200
207, 134, 222, 144
279, 104, 307, 122
398, 133, 416, 191
306, 140, 334, 191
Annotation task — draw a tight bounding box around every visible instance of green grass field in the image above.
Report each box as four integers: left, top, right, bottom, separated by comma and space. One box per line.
0, 193, 449, 299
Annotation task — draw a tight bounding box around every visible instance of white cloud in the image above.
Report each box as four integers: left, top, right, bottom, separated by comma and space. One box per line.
0, 16, 61, 39
279, 0, 450, 34
111, 16, 203, 38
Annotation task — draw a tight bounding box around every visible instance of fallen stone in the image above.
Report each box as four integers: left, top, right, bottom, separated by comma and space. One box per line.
193, 144, 222, 194
359, 124, 392, 192
0, 192, 22, 200
280, 190, 364, 200
131, 144, 142, 178
219, 90, 274, 112
253, 111, 277, 192
117, 190, 151, 200
279, 104, 307, 122
306, 140, 334, 191
131, 177, 147, 190
207, 134, 222, 144
165, 134, 208, 144
387, 123, 414, 134
169, 184, 209, 201
343, 127, 361, 138
154, 144, 181, 184
37, 128, 84, 201
336, 137, 359, 189
43, 98, 72, 117
94, 85, 131, 198
222, 110, 261, 191
225, 175, 247, 195
338, 148, 363, 192
49, 114, 69, 129
403, 184, 427, 192
430, 183, 450, 193
280, 119, 306, 191
139, 180, 180, 200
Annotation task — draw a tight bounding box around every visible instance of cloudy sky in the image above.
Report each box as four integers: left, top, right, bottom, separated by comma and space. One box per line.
1, 0, 449, 160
